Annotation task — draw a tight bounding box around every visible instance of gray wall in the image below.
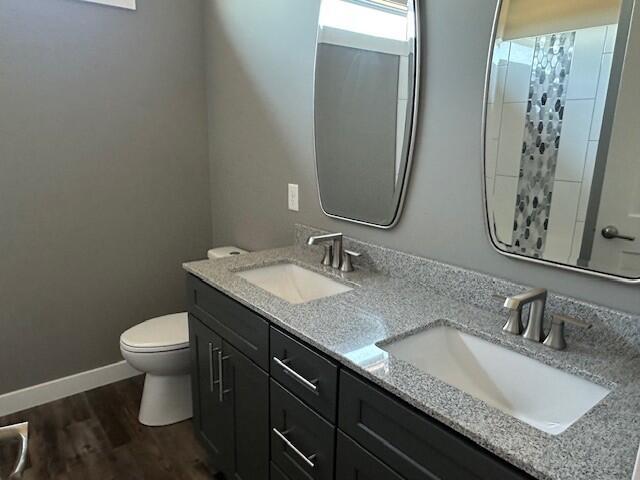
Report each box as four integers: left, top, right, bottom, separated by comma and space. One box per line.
204, 0, 640, 314
0, 0, 211, 394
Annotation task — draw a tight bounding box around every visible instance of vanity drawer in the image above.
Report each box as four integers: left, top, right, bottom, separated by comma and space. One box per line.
336, 431, 404, 480
270, 327, 338, 422
271, 462, 292, 480
271, 380, 335, 480
186, 274, 269, 370
339, 371, 533, 480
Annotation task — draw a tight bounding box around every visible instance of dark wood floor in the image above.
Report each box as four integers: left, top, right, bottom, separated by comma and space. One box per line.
0, 376, 218, 479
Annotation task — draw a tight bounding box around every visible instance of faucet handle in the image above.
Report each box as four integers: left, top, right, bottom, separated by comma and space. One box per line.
492, 293, 523, 335
340, 250, 361, 273
502, 309, 524, 335
543, 314, 592, 350
321, 244, 333, 267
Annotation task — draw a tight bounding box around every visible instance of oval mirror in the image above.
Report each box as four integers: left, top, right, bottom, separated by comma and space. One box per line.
313, 0, 420, 228
483, 0, 640, 282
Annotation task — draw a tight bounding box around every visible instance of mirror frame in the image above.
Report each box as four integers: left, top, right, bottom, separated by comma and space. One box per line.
312, 0, 422, 229
481, 0, 639, 284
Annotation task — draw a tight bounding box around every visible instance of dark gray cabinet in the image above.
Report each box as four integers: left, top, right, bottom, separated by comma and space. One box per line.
270, 327, 338, 423
187, 272, 271, 480
271, 380, 335, 480
187, 274, 269, 369
339, 371, 533, 480
187, 275, 533, 480
223, 341, 270, 479
188, 316, 232, 471
189, 314, 269, 479
272, 462, 293, 480
336, 431, 404, 480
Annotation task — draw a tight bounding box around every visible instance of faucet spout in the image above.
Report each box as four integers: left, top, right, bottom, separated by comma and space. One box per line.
307, 232, 342, 246
503, 287, 547, 310
503, 288, 547, 342
307, 233, 343, 269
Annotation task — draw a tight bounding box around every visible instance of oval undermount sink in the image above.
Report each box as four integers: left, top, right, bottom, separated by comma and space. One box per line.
379, 325, 610, 435
236, 263, 352, 304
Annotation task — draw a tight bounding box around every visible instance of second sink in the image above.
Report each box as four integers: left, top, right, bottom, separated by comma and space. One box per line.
236, 263, 352, 304
380, 325, 610, 435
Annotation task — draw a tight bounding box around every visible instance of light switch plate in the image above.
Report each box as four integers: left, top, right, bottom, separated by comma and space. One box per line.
288, 184, 299, 212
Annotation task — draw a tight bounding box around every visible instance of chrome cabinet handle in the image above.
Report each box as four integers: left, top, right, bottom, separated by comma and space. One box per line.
208, 343, 220, 393
601, 225, 636, 241
218, 351, 231, 402
0, 422, 28, 479
217, 351, 224, 402
272, 427, 316, 469
273, 357, 318, 392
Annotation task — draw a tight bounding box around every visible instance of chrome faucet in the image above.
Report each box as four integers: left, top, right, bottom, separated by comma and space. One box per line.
501, 288, 548, 342
307, 233, 344, 269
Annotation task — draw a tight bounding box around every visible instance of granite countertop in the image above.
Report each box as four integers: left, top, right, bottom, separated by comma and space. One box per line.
183, 243, 640, 480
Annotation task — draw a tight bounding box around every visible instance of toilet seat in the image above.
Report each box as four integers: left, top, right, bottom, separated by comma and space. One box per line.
120, 312, 189, 353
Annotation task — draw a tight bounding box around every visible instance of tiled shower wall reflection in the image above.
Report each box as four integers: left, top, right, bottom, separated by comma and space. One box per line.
486, 25, 617, 264
511, 32, 575, 259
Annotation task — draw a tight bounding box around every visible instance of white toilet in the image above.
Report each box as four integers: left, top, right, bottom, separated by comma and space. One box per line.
120, 312, 192, 426
120, 246, 247, 427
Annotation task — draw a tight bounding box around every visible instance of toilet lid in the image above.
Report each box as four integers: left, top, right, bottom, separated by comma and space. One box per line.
120, 312, 189, 352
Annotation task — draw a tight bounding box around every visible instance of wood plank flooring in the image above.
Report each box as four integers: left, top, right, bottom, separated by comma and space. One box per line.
0, 376, 218, 479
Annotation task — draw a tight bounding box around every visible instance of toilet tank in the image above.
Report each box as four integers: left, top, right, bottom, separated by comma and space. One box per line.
207, 246, 248, 259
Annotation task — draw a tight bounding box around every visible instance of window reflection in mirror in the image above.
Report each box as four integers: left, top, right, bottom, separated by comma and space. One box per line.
314, 0, 419, 228
484, 0, 640, 281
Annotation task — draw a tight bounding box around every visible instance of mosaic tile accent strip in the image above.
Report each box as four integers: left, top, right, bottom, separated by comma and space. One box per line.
510, 32, 576, 258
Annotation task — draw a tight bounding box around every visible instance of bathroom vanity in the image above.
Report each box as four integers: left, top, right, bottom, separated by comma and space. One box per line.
184, 226, 640, 480
186, 274, 531, 480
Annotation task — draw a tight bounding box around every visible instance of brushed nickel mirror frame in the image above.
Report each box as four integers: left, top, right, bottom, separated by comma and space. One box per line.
312, 0, 421, 229
481, 0, 640, 283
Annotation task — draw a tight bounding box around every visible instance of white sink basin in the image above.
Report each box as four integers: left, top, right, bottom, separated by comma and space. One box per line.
380, 325, 610, 435
236, 263, 352, 304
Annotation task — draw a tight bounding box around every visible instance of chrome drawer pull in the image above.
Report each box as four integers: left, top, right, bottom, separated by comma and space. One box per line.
272, 427, 316, 469
208, 343, 220, 393
273, 357, 318, 392
218, 352, 232, 402
0, 422, 28, 479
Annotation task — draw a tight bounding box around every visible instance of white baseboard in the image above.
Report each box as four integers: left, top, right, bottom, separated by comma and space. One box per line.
0, 361, 140, 417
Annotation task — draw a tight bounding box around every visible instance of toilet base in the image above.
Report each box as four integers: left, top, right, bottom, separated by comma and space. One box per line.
138, 373, 193, 427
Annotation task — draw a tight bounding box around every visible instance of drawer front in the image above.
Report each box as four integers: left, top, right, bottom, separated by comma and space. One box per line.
336, 431, 404, 480
339, 371, 533, 480
270, 327, 338, 422
270, 380, 335, 480
271, 462, 292, 480
187, 274, 269, 369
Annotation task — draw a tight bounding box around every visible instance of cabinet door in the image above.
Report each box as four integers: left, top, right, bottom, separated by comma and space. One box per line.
336, 431, 404, 480
188, 315, 233, 473
223, 341, 270, 480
